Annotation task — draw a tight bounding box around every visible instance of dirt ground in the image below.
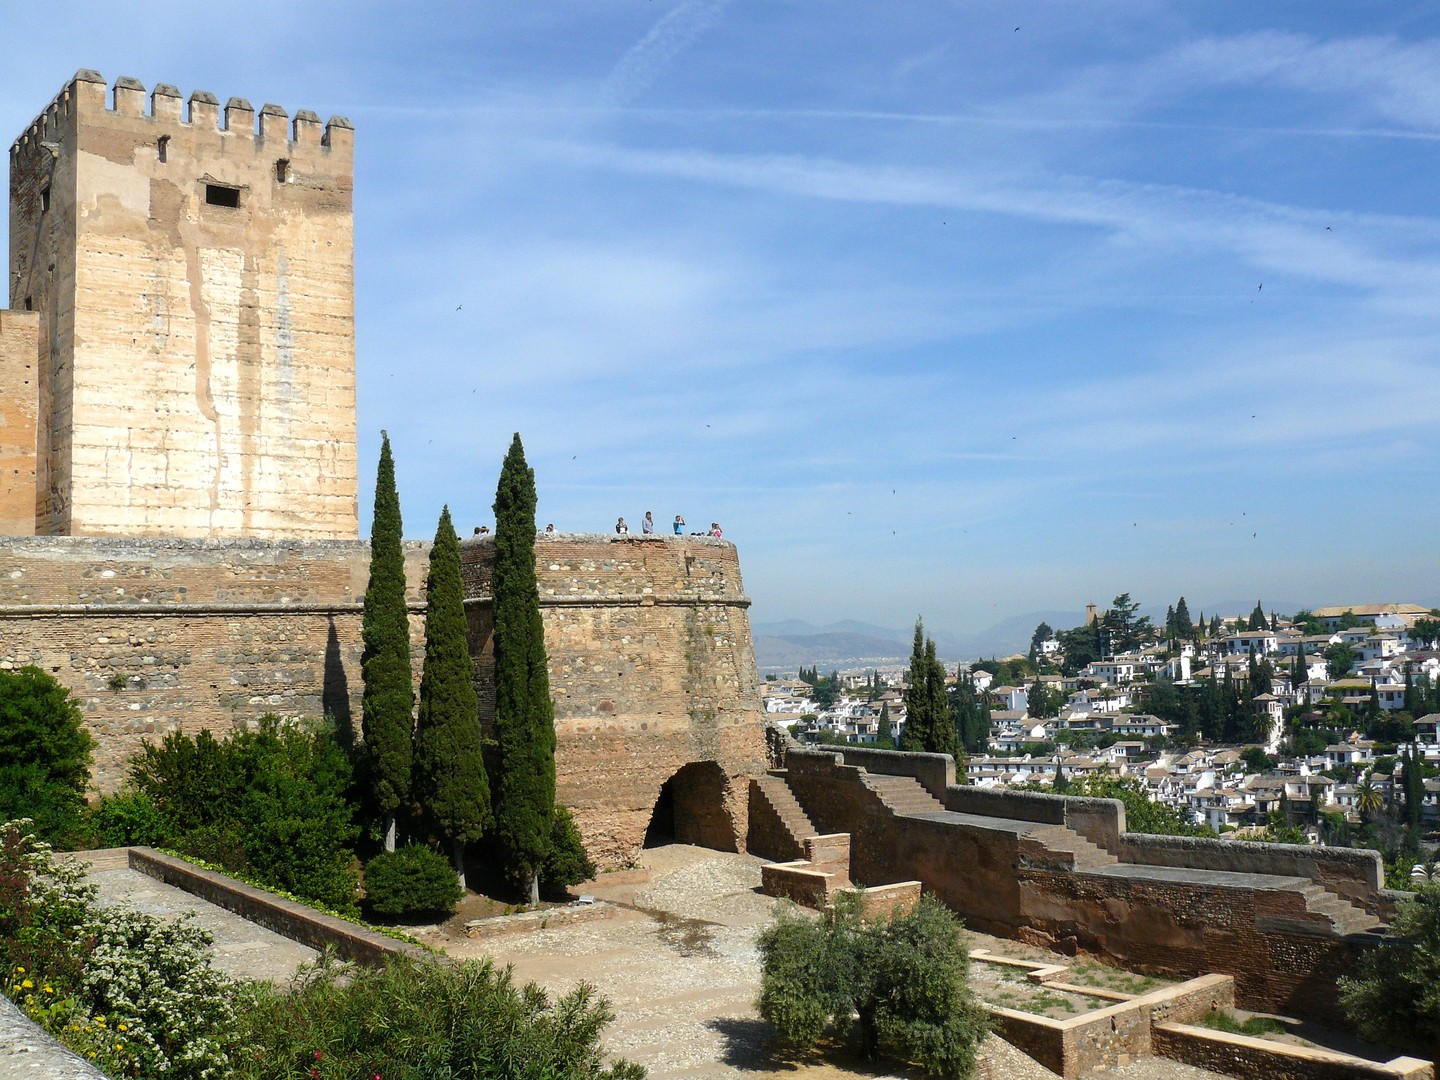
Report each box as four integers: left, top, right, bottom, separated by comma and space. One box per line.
403, 845, 1226, 1080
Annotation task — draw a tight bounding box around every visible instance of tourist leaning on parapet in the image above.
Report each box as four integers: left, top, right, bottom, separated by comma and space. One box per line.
710, 522, 723, 538
615, 517, 628, 534
673, 514, 685, 534
642, 511, 655, 535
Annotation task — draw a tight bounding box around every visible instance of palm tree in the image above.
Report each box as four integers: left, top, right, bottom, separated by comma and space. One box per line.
1356, 778, 1384, 821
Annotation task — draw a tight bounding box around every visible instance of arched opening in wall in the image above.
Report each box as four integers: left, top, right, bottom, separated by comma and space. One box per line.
642, 761, 738, 853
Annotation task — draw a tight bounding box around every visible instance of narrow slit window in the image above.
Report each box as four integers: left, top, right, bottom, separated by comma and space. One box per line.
23, 297, 32, 311
40, 185, 50, 212
205, 183, 240, 208
275, 159, 289, 183
158, 136, 169, 163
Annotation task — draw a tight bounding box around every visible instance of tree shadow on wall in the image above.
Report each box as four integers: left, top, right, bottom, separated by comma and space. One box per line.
323, 616, 355, 754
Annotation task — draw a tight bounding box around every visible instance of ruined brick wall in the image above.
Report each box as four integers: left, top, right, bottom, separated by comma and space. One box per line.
0, 534, 768, 866
0, 311, 39, 534
9, 72, 356, 539
461, 534, 768, 866
779, 747, 1378, 1025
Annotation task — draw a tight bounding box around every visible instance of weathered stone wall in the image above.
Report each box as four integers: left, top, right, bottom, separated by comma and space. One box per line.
0, 534, 429, 789
9, 71, 356, 539
777, 746, 1382, 1025
0, 311, 39, 534
0, 534, 768, 866
461, 534, 768, 866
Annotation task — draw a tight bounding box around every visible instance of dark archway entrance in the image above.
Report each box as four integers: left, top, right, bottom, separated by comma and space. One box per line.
643, 761, 738, 852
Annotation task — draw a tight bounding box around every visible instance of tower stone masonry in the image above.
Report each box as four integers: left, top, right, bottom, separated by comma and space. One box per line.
5, 70, 357, 539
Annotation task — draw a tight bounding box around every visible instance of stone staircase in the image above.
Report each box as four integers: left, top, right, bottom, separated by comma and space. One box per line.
863, 773, 946, 816
752, 772, 819, 861
1025, 823, 1120, 869
1294, 882, 1383, 936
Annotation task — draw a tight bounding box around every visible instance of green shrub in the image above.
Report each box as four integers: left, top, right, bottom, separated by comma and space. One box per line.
129, 715, 360, 913
231, 954, 645, 1080
87, 790, 166, 848
1340, 886, 1440, 1055
758, 894, 991, 1077
0, 667, 94, 843
541, 805, 596, 895
364, 845, 462, 920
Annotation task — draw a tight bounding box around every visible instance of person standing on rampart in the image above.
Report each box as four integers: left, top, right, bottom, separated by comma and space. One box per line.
673, 515, 685, 534
615, 517, 628, 534
642, 512, 655, 535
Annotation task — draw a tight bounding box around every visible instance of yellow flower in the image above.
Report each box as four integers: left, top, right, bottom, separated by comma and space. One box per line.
20, 979, 32, 989
14, 967, 23, 974
115, 1043, 123, 1052
118, 1023, 127, 1032
43, 985, 52, 994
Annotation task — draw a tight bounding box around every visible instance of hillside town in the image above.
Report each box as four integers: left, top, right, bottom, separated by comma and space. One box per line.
768, 601, 1440, 847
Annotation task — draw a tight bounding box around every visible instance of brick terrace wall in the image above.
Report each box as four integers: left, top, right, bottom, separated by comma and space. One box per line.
461, 534, 767, 867
1117, 833, 1384, 912
1152, 1024, 1434, 1080
0, 535, 768, 864
780, 747, 1381, 1024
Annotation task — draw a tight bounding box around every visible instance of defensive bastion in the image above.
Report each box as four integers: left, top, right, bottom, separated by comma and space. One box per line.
0, 532, 767, 866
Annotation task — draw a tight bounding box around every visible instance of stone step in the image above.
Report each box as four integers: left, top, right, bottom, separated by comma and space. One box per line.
864, 774, 945, 816
1297, 884, 1383, 935
76, 848, 131, 872
756, 774, 818, 843
1028, 825, 1119, 869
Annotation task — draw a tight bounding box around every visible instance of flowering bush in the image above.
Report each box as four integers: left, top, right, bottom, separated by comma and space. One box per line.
1, 820, 238, 1079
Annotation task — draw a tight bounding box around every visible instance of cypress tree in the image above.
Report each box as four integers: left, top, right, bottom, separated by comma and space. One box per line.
412, 506, 490, 889
1248, 600, 1267, 631
924, 637, 959, 757
491, 434, 557, 905
877, 703, 892, 746
361, 431, 413, 852
901, 620, 930, 752
1174, 597, 1193, 639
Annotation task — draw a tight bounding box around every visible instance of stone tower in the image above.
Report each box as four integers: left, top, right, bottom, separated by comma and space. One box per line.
3, 71, 357, 539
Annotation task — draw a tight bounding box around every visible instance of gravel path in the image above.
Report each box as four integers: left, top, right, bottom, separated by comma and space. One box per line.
424, 845, 1226, 1080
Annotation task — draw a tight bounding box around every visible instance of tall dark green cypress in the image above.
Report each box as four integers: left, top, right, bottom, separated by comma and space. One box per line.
361, 432, 413, 852
924, 637, 959, 758
491, 434, 557, 905
412, 506, 490, 888
901, 620, 930, 752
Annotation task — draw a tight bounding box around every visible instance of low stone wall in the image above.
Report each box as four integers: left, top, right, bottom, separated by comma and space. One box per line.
1117, 833, 1384, 912
1152, 1023, 1434, 1080
987, 974, 1235, 1079
944, 784, 1126, 853
128, 848, 428, 967
760, 862, 838, 908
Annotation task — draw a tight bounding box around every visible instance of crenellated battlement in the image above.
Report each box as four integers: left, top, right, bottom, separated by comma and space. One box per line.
10, 69, 353, 160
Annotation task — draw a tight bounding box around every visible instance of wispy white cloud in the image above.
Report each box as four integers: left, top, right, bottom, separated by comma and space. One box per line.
601, 0, 730, 107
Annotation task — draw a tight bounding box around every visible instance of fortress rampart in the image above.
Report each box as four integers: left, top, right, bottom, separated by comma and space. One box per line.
461, 534, 767, 865
0, 533, 767, 865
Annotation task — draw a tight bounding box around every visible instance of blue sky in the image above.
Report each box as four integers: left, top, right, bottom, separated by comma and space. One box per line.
4, 2, 1439, 644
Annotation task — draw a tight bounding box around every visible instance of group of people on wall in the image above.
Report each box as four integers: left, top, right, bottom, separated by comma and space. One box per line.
471, 513, 723, 537
615, 512, 722, 537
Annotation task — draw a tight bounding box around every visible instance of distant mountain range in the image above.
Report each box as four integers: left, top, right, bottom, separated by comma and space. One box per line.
751, 598, 1313, 672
